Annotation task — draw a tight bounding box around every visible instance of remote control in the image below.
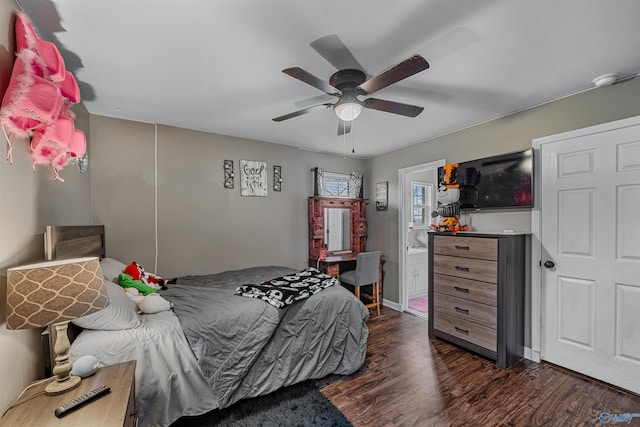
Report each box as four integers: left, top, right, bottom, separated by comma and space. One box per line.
54, 385, 111, 418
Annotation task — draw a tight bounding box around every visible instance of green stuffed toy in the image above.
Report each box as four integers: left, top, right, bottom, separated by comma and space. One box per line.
118, 273, 158, 296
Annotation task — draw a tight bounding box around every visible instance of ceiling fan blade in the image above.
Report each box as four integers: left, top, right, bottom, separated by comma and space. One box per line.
363, 98, 424, 118
294, 93, 335, 109
356, 55, 429, 96
272, 103, 333, 122
337, 120, 351, 136
311, 35, 368, 75
282, 67, 341, 96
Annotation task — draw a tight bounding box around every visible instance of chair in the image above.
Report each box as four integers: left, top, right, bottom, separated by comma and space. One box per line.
340, 251, 382, 316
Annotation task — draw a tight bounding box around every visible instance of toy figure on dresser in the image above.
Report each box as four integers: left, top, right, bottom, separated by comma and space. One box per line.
431, 163, 472, 234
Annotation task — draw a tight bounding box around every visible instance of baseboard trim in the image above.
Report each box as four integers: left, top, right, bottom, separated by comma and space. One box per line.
383, 301, 536, 362
382, 299, 401, 312
524, 346, 541, 362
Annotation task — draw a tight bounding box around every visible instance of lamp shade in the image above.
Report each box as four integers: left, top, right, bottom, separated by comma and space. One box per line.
6, 257, 108, 330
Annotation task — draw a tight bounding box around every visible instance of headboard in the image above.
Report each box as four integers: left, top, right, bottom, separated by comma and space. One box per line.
42, 225, 106, 377
45, 225, 105, 261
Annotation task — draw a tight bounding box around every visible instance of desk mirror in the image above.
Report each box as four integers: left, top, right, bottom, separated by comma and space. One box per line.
324, 207, 350, 252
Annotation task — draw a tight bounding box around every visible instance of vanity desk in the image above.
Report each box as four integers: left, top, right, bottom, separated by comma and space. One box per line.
312, 253, 358, 278
308, 196, 367, 276
307, 196, 383, 290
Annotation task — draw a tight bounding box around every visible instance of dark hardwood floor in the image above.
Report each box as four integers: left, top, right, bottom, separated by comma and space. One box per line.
321, 309, 640, 427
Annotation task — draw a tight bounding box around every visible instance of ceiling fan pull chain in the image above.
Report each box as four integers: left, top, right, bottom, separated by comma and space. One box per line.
343, 120, 346, 151
352, 121, 355, 154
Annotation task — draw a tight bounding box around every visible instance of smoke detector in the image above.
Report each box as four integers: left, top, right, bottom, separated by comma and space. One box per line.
592, 73, 618, 87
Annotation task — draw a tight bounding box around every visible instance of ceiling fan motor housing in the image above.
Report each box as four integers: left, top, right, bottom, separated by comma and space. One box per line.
329, 69, 366, 91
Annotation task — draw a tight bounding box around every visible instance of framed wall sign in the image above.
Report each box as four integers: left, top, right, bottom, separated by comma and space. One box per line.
223, 160, 234, 189
376, 181, 388, 211
240, 160, 268, 197
273, 165, 282, 191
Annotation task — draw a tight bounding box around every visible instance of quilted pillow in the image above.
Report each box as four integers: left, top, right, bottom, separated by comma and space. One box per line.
72, 281, 140, 330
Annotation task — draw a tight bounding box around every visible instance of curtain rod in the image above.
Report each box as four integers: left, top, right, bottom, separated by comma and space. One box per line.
310, 168, 359, 174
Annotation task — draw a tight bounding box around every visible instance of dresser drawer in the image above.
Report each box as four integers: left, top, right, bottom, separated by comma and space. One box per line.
434, 312, 497, 352
434, 292, 497, 329
433, 254, 497, 283
433, 273, 497, 306
433, 235, 497, 261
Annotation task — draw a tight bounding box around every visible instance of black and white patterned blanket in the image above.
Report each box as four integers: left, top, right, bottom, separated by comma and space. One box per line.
235, 267, 337, 308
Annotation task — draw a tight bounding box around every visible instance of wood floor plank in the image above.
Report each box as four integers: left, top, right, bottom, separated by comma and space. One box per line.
321, 309, 640, 426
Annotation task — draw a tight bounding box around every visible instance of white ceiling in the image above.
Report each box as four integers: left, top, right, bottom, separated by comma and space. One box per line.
19, 0, 640, 158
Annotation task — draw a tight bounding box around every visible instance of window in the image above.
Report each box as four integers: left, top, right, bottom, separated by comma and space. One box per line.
411, 181, 433, 228
322, 171, 351, 197
313, 168, 363, 198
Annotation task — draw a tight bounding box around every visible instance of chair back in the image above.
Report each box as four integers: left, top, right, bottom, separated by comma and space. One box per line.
355, 251, 381, 286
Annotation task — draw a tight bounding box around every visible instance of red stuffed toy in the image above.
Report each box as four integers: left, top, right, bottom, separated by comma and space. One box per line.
124, 262, 168, 290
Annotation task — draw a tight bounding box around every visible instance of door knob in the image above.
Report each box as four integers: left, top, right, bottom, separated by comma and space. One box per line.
544, 260, 555, 269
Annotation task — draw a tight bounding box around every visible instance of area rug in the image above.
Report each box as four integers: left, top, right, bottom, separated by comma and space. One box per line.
408, 296, 427, 312
169, 380, 352, 427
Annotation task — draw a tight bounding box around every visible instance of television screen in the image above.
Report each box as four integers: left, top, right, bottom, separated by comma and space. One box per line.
440, 149, 533, 210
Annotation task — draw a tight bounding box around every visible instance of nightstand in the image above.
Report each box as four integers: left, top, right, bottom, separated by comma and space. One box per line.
1, 360, 137, 427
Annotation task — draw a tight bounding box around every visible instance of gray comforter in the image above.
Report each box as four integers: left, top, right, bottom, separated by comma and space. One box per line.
162, 265, 369, 409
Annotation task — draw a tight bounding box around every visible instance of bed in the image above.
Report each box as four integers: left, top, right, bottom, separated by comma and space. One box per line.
44, 225, 369, 427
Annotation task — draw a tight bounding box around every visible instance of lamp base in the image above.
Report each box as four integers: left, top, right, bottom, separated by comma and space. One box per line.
46, 374, 81, 395
47, 321, 82, 395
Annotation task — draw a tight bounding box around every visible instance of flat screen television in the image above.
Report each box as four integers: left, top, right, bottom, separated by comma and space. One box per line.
439, 149, 533, 211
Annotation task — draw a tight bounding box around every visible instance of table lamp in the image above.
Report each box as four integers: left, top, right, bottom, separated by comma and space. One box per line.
6, 257, 109, 395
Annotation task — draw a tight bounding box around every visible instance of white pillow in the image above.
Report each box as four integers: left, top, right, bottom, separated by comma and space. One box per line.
72, 281, 141, 330
100, 257, 127, 284
138, 294, 172, 314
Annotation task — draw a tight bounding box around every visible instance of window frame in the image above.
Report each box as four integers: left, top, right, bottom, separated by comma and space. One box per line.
320, 171, 351, 198
411, 181, 433, 229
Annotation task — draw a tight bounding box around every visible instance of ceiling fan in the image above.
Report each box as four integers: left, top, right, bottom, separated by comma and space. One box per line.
272, 54, 430, 135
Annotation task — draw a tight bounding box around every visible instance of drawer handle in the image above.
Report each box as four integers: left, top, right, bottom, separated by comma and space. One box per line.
454, 326, 469, 335
455, 266, 470, 272
455, 306, 469, 314
454, 286, 469, 293
455, 245, 470, 250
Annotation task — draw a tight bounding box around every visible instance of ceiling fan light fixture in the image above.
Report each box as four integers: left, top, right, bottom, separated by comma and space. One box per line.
334, 102, 362, 121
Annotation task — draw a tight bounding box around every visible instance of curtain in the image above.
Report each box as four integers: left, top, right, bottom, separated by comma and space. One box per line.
313, 167, 324, 196
348, 171, 363, 198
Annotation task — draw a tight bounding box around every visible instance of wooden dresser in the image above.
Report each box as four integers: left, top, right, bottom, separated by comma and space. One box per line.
428, 232, 526, 368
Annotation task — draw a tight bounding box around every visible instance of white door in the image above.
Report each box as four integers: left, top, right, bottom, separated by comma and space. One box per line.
540, 118, 640, 393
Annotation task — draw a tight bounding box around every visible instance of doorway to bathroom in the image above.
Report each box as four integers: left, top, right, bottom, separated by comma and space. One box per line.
398, 159, 444, 319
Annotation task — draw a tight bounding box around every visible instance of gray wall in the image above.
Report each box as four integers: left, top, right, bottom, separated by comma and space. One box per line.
0, 0, 93, 412
89, 77, 640, 353
89, 116, 366, 278
366, 77, 640, 305
365, 77, 640, 348
3, 2, 640, 411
